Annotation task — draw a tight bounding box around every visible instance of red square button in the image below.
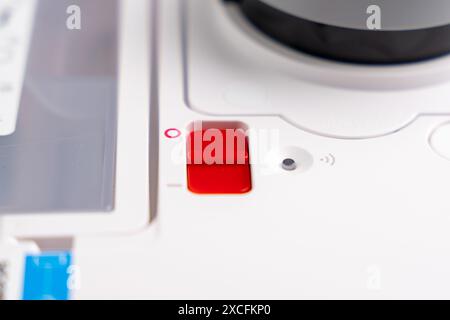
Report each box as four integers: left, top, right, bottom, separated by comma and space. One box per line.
187, 126, 252, 194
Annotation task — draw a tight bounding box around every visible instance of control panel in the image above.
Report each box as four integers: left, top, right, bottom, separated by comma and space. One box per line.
2, 0, 450, 300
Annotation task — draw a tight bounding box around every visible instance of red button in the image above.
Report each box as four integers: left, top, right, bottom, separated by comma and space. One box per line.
187, 126, 252, 194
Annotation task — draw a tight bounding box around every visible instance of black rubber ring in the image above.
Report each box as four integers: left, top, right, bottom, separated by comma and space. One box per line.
237, 0, 450, 64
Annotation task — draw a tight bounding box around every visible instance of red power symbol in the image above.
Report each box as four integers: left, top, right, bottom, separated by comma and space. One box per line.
164, 128, 182, 139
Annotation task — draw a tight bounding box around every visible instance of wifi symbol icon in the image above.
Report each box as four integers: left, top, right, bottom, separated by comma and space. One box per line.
320, 154, 336, 166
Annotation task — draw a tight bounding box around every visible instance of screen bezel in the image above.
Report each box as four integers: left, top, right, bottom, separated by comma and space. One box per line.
3, 0, 152, 237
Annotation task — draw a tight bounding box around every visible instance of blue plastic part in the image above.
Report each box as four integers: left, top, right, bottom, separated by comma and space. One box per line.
22, 252, 72, 300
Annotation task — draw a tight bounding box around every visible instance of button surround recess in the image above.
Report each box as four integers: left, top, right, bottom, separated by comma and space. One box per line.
430, 122, 450, 161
